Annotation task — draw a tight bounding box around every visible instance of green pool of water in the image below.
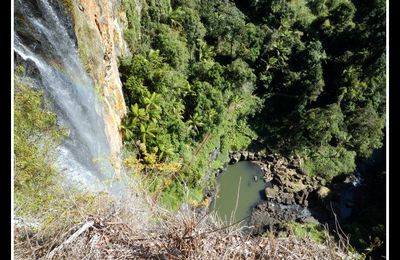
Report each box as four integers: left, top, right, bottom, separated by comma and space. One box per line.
211, 161, 267, 225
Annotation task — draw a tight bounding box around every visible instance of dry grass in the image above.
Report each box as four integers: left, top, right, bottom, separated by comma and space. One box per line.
14, 190, 356, 260
14, 173, 356, 259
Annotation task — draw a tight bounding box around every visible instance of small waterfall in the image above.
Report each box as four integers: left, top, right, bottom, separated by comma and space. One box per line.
14, 0, 124, 195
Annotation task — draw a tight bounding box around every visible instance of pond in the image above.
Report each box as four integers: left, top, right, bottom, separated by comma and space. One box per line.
211, 161, 269, 225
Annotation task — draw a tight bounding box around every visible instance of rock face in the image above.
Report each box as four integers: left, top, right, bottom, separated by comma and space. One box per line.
66, 0, 130, 167
250, 201, 312, 235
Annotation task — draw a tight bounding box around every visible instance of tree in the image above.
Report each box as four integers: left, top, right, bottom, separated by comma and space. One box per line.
153, 24, 190, 72
140, 122, 158, 145
247, 0, 385, 179
170, 6, 206, 60
225, 58, 256, 91
300, 104, 348, 147
186, 112, 205, 137
300, 145, 356, 180
345, 103, 385, 158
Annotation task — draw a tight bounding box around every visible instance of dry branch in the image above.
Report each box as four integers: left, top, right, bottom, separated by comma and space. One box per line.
45, 220, 94, 259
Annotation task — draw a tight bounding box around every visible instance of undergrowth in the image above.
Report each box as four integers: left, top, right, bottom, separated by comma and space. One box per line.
15, 191, 357, 259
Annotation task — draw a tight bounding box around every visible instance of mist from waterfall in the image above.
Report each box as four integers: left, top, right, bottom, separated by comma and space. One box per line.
14, 0, 124, 195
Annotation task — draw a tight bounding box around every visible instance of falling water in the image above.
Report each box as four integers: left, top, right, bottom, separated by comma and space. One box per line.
14, 0, 124, 195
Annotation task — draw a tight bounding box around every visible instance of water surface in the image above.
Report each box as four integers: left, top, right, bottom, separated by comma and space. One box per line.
211, 161, 267, 225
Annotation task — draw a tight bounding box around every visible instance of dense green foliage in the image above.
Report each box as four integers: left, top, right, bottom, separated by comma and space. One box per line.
119, 0, 385, 253
242, 0, 386, 179
120, 0, 261, 209
120, 0, 385, 200
286, 221, 326, 244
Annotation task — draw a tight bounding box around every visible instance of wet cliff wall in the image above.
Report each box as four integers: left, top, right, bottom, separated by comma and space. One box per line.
65, 0, 131, 163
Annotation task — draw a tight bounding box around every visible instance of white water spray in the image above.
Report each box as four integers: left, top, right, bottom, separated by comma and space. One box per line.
14, 0, 125, 195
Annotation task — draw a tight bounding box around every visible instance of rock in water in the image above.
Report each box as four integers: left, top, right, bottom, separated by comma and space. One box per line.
241, 151, 249, 160
317, 186, 331, 200
248, 152, 255, 160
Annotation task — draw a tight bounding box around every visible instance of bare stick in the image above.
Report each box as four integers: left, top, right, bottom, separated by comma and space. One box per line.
23, 225, 36, 259
329, 202, 349, 251
231, 176, 242, 225
279, 244, 301, 259
45, 220, 94, 259
191, 215, 250, 239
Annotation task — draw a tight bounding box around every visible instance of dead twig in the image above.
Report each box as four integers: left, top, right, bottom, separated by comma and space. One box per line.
45, 220, 94, 259
23, 224, 36, 259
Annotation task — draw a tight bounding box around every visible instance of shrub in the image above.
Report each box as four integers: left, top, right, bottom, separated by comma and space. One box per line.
14, 75, 68, 216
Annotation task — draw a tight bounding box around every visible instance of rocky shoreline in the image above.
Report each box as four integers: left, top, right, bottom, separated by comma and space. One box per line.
227, 151, 328, 233
205, 149, 360, 235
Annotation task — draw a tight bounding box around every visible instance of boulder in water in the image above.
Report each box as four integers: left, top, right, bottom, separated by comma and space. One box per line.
248, 152, 255, 160
230, 152, 241, 164
241, 151, 249, 160
317, 186, 331, 200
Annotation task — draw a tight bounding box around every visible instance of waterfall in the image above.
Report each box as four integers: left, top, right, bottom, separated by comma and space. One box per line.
14, 0, 124, 195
